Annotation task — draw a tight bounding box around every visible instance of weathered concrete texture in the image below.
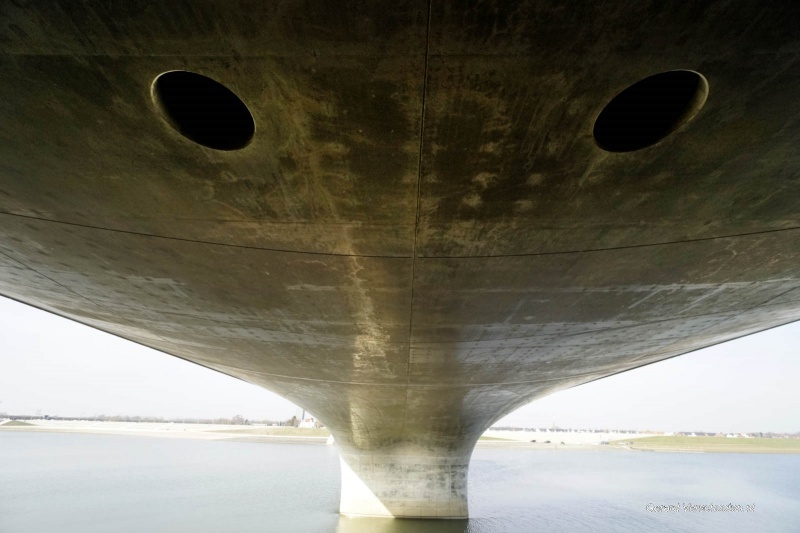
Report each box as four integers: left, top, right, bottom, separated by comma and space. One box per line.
2, 0, 800, 518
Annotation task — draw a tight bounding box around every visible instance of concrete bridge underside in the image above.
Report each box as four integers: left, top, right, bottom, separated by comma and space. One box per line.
2, 1, 800, 518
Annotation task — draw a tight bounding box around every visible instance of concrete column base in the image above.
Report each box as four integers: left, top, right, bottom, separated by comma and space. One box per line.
338, 445, 470, 518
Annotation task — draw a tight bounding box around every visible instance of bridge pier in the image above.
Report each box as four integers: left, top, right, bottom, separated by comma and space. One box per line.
336, 440, 474, 518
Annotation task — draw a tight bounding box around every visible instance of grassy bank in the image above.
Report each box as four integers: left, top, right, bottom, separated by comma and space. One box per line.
610, 436, 800, 453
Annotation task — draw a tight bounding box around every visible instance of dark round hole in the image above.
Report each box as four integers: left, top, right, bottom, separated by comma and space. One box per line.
152, 71, 255, 151
593, 70, 708, 152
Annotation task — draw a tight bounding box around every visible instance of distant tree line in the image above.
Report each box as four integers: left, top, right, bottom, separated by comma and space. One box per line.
3, 413, 304, 426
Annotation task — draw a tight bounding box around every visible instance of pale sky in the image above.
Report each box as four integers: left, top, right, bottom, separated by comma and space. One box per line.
0, 295, 797, 434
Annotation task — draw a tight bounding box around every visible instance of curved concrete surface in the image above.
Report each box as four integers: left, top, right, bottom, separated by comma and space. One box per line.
2, 1, 800, 518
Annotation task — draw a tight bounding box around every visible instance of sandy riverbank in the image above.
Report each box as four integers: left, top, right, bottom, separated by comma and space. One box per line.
0, 420, 592, 449
0, 420, 330, 444
482, 429, 654, 445
3, 421, 796, 453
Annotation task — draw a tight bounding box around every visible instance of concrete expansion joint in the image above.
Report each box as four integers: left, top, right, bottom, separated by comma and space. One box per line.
3, 208, 800, 260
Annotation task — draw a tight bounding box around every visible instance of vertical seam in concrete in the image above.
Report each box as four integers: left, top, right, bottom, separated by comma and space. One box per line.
404, 0, 433, 430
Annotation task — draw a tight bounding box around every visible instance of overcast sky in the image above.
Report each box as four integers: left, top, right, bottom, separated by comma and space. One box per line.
0, 295, 797, 434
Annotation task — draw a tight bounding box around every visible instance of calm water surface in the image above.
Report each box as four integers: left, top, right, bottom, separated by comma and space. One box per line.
1, 432, 798, 532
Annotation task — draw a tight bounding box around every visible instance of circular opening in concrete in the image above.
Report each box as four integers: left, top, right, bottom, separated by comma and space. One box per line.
593, 70, 708, 152
152, 71, 255, 151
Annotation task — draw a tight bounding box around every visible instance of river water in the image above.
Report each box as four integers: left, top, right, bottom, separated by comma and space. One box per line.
1, 432, 797, 532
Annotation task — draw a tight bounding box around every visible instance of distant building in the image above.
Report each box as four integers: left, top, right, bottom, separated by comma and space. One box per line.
298, 417, 316, 429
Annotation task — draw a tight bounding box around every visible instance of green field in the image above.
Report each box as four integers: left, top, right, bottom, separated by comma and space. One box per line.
611, 436, 800, 453
0, 420, 37, 427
